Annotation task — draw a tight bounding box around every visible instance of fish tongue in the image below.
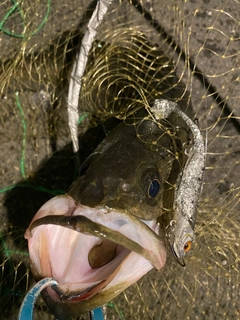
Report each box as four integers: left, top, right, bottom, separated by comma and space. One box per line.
88, 239, 117, 268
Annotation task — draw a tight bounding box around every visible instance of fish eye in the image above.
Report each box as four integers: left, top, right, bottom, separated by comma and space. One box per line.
148, 179, 161, 198
183, 241, 192, 253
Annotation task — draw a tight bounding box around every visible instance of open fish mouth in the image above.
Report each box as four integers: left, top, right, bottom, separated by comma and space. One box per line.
25, 195, 166, 311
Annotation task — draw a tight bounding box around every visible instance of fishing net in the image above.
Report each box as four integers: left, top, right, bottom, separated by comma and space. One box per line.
1, 0, 240, 319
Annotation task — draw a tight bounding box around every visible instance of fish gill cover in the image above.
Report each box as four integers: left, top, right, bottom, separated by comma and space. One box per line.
0, 0, 240, 319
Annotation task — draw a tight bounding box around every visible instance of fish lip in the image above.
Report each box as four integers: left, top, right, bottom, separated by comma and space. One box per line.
52, 279, 107, 302
25, 194, 166, 304
169, 244, 186, 267
166, 228, 186, 267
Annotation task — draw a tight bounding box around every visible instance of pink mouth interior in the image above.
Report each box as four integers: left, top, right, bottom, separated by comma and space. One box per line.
25, 195, 166, 302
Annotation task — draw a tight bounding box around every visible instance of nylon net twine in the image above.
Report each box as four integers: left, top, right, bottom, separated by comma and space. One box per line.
0, 0, 240, 319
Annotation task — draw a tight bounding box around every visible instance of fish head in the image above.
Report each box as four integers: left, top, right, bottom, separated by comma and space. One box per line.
69, 118, 177, 220
166, 215, 195, 266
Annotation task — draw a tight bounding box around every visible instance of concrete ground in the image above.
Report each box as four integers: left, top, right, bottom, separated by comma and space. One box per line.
0, 0, 240, 319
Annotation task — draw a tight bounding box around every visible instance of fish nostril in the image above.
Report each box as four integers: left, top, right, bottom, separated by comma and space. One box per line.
68, 177, 104, 206
81, 180, 104, 206
121, 182, 132, 192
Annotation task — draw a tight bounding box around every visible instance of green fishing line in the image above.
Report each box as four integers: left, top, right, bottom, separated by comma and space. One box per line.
0, 185, 16, 193
0, 99, 87, 264
0, 183, 65, 195
0, 97, 89, 194
78, 112, 89, 125
0, 0, 51, 38
0, 88, 94, 306
0, 231, 29, 258
107, 302, 125, 319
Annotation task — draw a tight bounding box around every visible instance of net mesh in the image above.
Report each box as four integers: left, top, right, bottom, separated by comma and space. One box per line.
1, 0, 240, 319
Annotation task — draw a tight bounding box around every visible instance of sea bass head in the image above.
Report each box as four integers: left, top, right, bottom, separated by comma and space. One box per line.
25, 112, 188, 319
69, 116, 178, 220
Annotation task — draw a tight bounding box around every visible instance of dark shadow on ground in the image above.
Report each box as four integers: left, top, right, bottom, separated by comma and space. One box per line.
4, 117, 120, 242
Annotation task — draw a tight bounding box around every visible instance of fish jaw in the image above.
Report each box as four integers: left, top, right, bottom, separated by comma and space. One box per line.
25, 195, 166, 317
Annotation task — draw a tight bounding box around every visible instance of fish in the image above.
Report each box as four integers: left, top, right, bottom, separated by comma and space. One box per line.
153, 99, 206, 267
24, 108, 189, 319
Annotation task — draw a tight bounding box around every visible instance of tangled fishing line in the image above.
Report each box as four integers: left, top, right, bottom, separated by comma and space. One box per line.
1, 0, 240, 319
